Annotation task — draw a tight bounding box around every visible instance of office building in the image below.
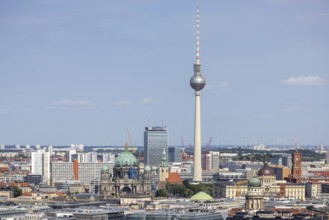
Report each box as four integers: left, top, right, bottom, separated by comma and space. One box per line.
66, 149, 76, 162
51, 161, 114, 184
270, 165, 290, 180
52, 162, 74, 182
31, 150, 50, 183
168, 147, 183, 163
77, 152, 97, 163
282, 154, 293, 168
270, 157, 282, 165
144, 126, 168, 166
102, 153, 115, 163
47, 145, 53, 156
204, 151, 220, 171
26, 174, 42, 185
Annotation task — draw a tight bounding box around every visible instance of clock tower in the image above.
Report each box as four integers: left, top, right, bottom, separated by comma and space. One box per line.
291, 151, 302, 183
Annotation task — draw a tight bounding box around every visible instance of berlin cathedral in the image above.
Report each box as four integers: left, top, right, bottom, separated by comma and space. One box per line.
100, 147, 152, 198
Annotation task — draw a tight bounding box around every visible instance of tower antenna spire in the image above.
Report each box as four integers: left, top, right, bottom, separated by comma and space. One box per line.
196, 6, 200, 64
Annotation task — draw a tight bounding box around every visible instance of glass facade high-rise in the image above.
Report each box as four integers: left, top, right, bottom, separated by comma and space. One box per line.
144, 126, 168, 166
168, 147, 183, 163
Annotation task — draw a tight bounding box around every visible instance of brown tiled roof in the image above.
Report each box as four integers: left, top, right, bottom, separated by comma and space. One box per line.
166, 173, 183, 184
312, 171, 329, 176
22, 192, 32, 197
0, 182, 30, 187
56, 192, 64, 197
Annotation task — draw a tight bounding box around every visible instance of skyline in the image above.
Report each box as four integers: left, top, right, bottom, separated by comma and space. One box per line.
1, 1, 329, 146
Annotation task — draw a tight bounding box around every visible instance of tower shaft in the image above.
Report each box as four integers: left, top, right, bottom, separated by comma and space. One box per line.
193, 91, 202, 182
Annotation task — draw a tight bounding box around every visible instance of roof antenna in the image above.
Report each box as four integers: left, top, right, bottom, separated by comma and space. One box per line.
196, 6, 200, 65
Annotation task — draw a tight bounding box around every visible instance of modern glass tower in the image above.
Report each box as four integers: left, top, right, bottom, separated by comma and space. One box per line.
144, 126, 168, 166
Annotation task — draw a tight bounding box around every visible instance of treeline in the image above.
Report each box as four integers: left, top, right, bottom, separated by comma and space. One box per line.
155, 180, 212, 198
220, 148, 326, 162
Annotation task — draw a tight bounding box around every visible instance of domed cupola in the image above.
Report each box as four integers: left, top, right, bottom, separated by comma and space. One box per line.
258, 164, 275, 176
144, 165, 151, 173
114, 144, 138, 167
248, 177, 261, 187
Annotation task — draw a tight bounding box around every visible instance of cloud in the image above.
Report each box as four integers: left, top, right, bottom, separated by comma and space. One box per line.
281, 75, 326, 86
283, 106, 305, 113
116, 99, 132, 106
49, 99, 97, 108
140, 97, 153, 104
116, 97, 153, 106
206, 81, 230, 91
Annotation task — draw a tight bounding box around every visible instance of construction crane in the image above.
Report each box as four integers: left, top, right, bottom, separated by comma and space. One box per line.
188, 143, 194, 160
236, 179, 248, 206
127, 129, 135, 154
181, 137, 186, 168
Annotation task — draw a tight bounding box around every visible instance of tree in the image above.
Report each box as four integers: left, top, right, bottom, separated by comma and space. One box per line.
155, 189, 168, 197
183, 179, 190, 188
184, 189, 194, 197
12, 187, 22, 198
187, 183, 212, 195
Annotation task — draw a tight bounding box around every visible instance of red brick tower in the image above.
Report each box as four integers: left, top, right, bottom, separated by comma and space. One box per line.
291, 151, 302, 183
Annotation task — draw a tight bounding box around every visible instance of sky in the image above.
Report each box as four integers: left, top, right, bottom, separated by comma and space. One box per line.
0, 1, 328, 147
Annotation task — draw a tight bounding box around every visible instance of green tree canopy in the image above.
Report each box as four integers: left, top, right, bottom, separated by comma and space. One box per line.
155, 189, 168, 197
12, 187, 22, 198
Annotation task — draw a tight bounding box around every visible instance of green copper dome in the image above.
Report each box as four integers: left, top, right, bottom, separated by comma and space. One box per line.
161, 148, 168, 167
144, 165, 151, 173
115, 151, 137, 167
190, 191, 213, 201
101, 165, 109, 172
248, 177, 261, 187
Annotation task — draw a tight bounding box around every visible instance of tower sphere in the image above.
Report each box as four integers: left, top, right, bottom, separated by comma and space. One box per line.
190, 73, 206, 91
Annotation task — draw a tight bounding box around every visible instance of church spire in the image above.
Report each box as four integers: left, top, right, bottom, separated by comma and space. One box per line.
161, 148, 168, 167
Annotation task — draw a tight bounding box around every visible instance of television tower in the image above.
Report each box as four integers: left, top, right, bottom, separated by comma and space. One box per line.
190, 7, 206, 182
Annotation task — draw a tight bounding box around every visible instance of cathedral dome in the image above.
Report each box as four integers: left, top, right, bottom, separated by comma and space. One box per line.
115, 151, 137, 167
258, 165, 275, 176
248, 177, 261, 187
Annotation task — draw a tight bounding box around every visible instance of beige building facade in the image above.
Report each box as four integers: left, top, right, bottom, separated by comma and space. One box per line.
213, 164, 305, 201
